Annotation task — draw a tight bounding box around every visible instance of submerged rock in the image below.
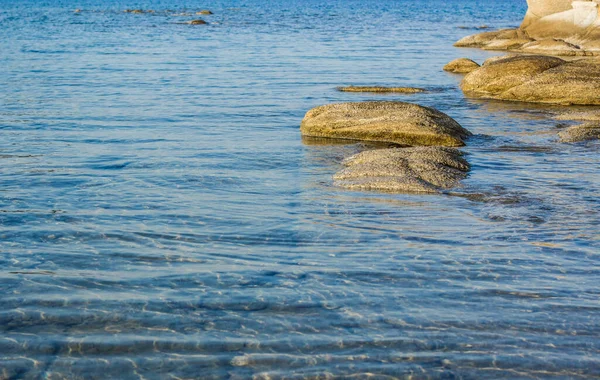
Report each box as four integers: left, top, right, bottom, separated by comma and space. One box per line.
188, 19, 208, 25
460, 55, 600, 105
336, 86, 425, 93
443, 58, 481, 74
197, 10, 213, 15
558, 122, 600, 142
334, 147, 470, 194
555, 110, 600, 121
300, 101, 471, 147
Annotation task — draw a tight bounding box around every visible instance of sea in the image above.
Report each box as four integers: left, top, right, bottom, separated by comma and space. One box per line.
1, 0, 599, 378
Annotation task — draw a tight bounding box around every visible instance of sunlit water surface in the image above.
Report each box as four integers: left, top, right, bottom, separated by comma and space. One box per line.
1, 0, 599, 378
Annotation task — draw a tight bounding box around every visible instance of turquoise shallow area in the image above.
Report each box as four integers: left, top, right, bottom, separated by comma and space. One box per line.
1, 0, 599, 378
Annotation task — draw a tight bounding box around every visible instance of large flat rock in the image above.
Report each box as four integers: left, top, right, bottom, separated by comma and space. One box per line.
333, 147, 470, 194
460, 55, 600, 105
300, 102, 471, 147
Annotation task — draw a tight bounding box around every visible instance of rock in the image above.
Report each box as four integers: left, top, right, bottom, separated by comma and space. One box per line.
197, 10, 213, 15
333, 147, 470, 193
125, 9, 146, 14
188, 19, 207, 25
558, 122, 600, 142
461, 55, 565, 95
520, 39, 584, 56
522, 0, 573, 28
482, 37, 534, 51
300, 101, 472, 147
461, 55, 600, 105
500, 58, 600, 105
454, 28, 533, 49
74, 9, 81, 13
458, 25, 490, 30
455, 1, 600, 56
555, 110, 600, 121
525, 1, 600, 42
336, 86, 425, 93
482, 55, 516, 66
443, 58, 481, 74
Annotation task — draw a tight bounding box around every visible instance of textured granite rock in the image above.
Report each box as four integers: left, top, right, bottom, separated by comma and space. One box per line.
558, 122, 600, 142
461, 55, 600, 105
443, 58, 481, 73
300, 102, 471, 147
336, 86, 425, 93
455, 0, 600, 56
333, 147, 470, 193
555, 110, 600, 120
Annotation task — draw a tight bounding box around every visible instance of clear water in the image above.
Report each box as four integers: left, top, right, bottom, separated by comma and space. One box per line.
1, 0, 599, 378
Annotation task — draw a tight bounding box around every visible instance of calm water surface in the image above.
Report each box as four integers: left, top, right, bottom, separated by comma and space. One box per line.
1, 0, 599, 378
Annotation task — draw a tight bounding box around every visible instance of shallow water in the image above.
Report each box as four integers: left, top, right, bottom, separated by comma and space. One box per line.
1, 0, 599, 378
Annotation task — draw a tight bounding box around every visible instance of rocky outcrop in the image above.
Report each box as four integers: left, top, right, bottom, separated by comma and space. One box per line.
333, 147, 470, 193
460, 55, 600, 105
300, 102, 471, 147
336, 86, 425, 93
443, 58, 481, 73
522, 0, 573, 28
558, 122, 600, 141
455, 0, 600, 56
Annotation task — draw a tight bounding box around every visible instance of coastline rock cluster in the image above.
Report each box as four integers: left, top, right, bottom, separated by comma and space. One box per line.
300, 101, 473, 194
300, 0, 600, 195
455, 0, 600, 56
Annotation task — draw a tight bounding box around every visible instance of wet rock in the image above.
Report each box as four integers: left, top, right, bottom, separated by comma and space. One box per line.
74, 9, 81, 13
558, 122, 600, 142
443, 58, 480, 74
461, 55, 600, 105
125, 9, 146, 14
188, 19, 207, 25
197, 10, 213, 15
555, 110, 600, 121
333, 147, 470, 194
336, 86, 425, 93
300, 101, 471, 147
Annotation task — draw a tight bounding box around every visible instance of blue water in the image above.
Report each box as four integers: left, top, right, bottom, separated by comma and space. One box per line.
1, 0, 599, 378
